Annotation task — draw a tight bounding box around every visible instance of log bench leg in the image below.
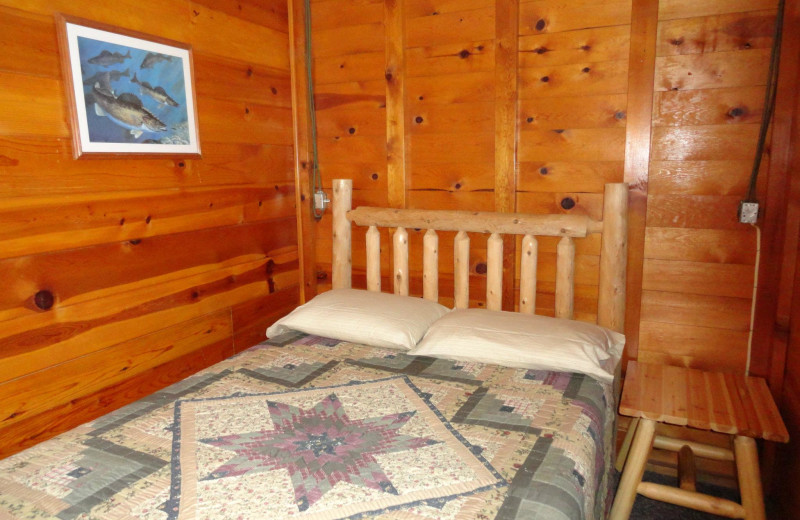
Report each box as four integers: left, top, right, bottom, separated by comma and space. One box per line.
733, 436, 766, 520
610, 418, 656, 520
615, 417, 639, 472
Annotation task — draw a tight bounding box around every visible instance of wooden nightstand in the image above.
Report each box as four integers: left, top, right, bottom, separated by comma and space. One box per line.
610, 361, 789, 520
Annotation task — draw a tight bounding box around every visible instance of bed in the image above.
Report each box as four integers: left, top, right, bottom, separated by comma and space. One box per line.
0, 179, 628, 520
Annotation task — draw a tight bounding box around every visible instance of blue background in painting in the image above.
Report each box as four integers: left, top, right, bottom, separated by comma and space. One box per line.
77, 36, 189, 144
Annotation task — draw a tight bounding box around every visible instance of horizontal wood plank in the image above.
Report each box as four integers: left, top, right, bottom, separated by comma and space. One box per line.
656, 10, 776, 56
519, 1, 632, 35
644, 227, 757, 263
641, 290, 752, 331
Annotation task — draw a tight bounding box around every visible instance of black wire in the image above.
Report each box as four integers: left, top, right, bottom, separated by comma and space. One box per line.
746, 0, 785, 202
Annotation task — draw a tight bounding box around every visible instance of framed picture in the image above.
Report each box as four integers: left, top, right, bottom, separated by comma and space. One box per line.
56, 14, 201, 158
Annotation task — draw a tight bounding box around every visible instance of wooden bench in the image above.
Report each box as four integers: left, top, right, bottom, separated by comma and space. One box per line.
610, 361, 789, 520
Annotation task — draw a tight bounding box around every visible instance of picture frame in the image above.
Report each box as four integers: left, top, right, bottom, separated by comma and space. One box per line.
56, 14, 201, 158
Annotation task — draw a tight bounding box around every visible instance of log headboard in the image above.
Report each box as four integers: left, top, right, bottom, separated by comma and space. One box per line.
330, 179, 628, 334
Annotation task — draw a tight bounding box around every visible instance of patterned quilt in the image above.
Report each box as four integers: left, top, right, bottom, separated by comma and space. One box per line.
0, 333, 616, 520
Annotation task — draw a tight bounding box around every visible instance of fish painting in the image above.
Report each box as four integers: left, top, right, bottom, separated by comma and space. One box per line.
88, 49, 132, 66
91, 83, 167, 139
131, 73, 179, 107
82, 68, 130, 88
140, 52, 173, 69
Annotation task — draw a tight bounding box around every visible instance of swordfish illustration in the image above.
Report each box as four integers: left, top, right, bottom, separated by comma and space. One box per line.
131, 73, 179, 107
91, 83, 167, 139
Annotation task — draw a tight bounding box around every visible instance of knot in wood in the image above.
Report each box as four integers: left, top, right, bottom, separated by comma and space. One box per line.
34, 290, 54, 311
459, 49, 471, 59
728, 107, 746, 118
560, 197, 576, 210
535, 19, 546, 31
475, 262, 487, 275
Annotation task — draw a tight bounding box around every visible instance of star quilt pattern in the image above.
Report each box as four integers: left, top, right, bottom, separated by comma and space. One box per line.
0, 333, 616, 520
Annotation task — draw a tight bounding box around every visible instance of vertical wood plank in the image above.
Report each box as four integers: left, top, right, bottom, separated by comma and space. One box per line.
366, 225, 381, 292
598, 182, 629, 333
555, 236, 575, 319
519, 234, 538, 314
487, 233, 503, 311
454, 231, 470, 309
289, 0, 316, 302
385, 0, 407, 209
332, 179, 352, 289
423, 229, 439, 302
495, 0, 519, 311
623, 0, 659, 360
393, 226, 409, 295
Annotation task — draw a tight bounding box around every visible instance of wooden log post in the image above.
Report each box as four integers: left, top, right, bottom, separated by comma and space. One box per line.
454, 231, 470, 309
486, 233, 503, 311
678, 445, 697, 492
423, 229, 438, 302
393, 227, 409, 296
332, 179, 352, 289
366, 225, 381, 292
734, 436, 767, 520
555, 236, 575, 320
598, 182, 629, 333
519, 234, 537, 314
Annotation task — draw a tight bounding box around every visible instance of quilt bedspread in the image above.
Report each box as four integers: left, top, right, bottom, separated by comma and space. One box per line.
0, 333, 616, 520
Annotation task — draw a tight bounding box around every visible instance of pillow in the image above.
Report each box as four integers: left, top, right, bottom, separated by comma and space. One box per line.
408, 309, 625, 382
266, 288, 450, 350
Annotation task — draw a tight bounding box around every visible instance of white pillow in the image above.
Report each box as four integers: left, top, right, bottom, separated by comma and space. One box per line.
408, 309, 625, 383
266, 288, 450, 350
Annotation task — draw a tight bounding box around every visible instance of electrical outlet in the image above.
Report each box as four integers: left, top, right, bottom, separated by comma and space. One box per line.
738, 201, 759, 224
314, 190, 330, 212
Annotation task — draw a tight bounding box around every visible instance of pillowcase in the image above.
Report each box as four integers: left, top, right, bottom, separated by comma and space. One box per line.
408, 308, 625, 383
266, 288, 450, 350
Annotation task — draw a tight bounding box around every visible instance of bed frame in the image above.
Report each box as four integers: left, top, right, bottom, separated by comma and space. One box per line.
330, 179, 628, 335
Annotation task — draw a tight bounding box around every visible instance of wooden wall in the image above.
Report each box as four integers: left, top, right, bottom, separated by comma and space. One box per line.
0, 0, 298, 458
306, 0, 777, 375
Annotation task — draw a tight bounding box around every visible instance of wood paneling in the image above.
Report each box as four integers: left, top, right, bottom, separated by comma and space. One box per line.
0, 0, 298, 457
303, 0, 785, 379
638, 3, 774, 370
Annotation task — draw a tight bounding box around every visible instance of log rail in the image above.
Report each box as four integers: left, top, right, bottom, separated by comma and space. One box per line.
332, 179, 628, 332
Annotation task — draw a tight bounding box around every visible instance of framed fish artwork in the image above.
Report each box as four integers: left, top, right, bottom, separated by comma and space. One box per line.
56, 14, 201, 158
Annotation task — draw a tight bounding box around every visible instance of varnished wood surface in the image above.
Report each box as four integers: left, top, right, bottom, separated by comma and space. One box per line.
620, 361, 789, 442
0, 0, 300, 458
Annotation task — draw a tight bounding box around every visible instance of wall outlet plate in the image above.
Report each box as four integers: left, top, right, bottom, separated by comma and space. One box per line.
739, 201, 759, 224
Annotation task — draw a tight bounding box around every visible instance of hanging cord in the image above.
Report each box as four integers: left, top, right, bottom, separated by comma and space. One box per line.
745, 224, 761, 376
745, 0, 785, 202
304, 0, 325, 220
